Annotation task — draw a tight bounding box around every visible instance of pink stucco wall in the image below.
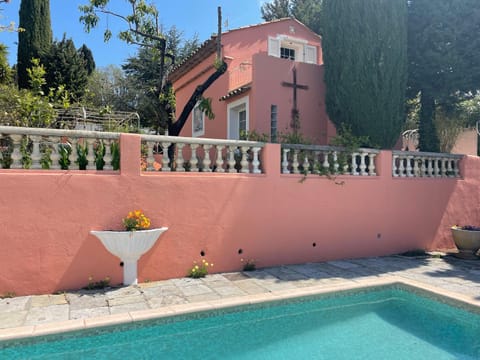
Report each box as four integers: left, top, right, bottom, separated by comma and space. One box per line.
0, 134, 474, 296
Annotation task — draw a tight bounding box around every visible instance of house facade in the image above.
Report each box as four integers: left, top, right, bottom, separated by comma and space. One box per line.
169, 18, 336, 144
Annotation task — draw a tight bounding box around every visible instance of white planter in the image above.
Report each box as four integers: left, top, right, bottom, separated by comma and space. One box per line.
90, 227, 168, 285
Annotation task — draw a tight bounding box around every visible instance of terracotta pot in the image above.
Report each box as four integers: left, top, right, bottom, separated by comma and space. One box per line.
451, 227, 480, 259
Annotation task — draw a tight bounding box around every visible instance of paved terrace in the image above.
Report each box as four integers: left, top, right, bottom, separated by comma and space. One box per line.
0, 255, 479, 340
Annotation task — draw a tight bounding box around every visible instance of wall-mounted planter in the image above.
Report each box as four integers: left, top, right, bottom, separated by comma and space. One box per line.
90, 227, 168, 285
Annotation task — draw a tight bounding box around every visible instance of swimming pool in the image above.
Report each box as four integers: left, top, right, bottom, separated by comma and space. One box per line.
1, 284, 479, 359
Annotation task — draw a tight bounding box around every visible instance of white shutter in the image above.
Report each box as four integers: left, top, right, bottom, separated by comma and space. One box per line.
304, 45, 317, 64
268, 37, 280, 58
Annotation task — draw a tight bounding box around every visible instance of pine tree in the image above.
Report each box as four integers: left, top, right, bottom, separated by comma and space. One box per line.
322, 0, 408, 148
17, 0, 52, 89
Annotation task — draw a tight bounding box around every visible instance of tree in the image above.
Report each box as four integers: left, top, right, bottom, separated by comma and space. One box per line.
42, 35, 89, 101
407, 0, 480, 152
80, 0, 227, 136
0, 43, 12, 84
261, 0, 323, 34
261, 0, 291, 21
17, 0, 52, 89
322, 0, 407, 148
78, 44, 96, 75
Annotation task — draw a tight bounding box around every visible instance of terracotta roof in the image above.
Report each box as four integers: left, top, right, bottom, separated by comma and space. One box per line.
219, 85, 251, 101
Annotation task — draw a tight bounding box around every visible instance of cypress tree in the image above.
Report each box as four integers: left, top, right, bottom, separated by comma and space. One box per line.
322, 0, 408, 148
17, 0, 52, 89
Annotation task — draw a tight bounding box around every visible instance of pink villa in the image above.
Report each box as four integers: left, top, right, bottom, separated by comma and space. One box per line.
169, 18, 336, 143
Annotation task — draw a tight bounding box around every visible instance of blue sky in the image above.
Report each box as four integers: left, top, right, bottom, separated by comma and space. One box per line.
1, 0, 264, 68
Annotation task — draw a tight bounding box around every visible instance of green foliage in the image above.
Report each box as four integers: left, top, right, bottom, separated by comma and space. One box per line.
187, 259, 213, 278
0, 43, 12, 84
322, 0, 407, 149
408, 0, 480, 152
84, 275, 111, 290
78, 44, 96, 75
42, 35, 90, 101
261, 0, 323, 34
261, 0, 291, 21
17, 0, 52, 89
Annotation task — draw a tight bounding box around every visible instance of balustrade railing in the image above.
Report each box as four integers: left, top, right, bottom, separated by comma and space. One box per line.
281, 144, 379, 176
141, 135, 264, 174
0, 126, 120, 170
392, 151, 462, 178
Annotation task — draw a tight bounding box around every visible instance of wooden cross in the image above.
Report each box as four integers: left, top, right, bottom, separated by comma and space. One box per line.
282, 66, 308, 132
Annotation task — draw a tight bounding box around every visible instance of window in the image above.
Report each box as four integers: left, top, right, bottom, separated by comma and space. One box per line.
192, 103, 205, 137
227, 96, 249, 140
280, 47, 295, 60
268, 36, 317, 64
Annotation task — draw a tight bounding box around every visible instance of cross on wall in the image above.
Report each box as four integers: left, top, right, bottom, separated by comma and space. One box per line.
281, 66, 309, 132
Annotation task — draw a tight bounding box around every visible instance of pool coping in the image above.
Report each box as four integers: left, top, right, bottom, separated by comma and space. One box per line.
1, 275, 479, 342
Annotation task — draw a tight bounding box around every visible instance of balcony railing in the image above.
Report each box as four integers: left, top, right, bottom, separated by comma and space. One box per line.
141, 134, 264, 174
281, 144, 380, 176
392, 150, 462, 178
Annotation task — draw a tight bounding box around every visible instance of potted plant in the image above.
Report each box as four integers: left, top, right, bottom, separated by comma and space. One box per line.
451, 225, 480, 259
90, 210, 168, 285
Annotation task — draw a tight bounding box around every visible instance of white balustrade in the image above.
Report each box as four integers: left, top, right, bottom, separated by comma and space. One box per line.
281, 144, 379, 176
0, 126, 120, 171
141, 135, 265, 174
392, 151, 462, 178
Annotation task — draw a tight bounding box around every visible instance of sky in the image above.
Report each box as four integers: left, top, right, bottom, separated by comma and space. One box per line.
0, 0, 264, 68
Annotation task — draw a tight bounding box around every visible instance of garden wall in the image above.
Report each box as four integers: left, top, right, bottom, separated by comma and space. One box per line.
0, 134, 477, 295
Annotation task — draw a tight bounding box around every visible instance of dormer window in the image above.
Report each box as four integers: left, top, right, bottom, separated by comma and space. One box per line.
268, 35, 317, 64
280, 47, 295, 60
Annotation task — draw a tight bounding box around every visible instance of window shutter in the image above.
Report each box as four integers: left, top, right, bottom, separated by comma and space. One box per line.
304, 45, 317, 64
268, 37, 280, 58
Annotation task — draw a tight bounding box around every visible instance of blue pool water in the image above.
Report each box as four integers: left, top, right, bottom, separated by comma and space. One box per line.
1, 285, 479, 359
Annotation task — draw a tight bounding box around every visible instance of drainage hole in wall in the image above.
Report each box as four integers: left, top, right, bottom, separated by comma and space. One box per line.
377, 233, 382, 239
312, 243, 316, 247
238, 248, 243, 254
120, 262, 124, 267
200, 250, 205, 257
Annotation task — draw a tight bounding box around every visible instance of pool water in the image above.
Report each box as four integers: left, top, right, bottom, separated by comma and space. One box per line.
1, 285, 479, 359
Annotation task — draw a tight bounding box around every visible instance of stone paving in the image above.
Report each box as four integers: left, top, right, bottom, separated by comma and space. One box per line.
0, 255, 479, 334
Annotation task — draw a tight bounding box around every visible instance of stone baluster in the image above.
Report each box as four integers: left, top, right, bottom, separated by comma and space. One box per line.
202, 144, 212, 172
342, 152, 349, 174
406, 155, 413, 177
322, 151, 330, 173
398, 157, 405, 177
413, 157, 420, 177
282, 148, 290, 174
303, 153, 310, 174
368, 153, 376, 176
359, 152, 367, 176
392, 154, 398, 177
351, 153, 359, 175
240, 146, 250, 173
446, 158, 453, 178
10, 134, 23, 169
103, 140, 113, 171
48, 136, 61, 170
228, 146, 237, 172
214, 145, 224, 173
176, 143, 186, 172
161, 142, 171, 171
30, 135, 43, 169
190, 144, 199, 172
433, 158, 440, 177
427, 158, 433, 177
85, 139, 96, 170
440, 158, 448, 177
68, 138, 79, 170
292, 150, 299, 174
251, 146, 261, 174
420, 158, 426, 177
333, 151, 340, 174
145, 141, 155, 171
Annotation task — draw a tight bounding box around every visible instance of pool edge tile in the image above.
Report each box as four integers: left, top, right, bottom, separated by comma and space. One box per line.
0, 325, 34, 341
129, 307, 176, 322
33, 319, 86, 337
84, 312, 133, 329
